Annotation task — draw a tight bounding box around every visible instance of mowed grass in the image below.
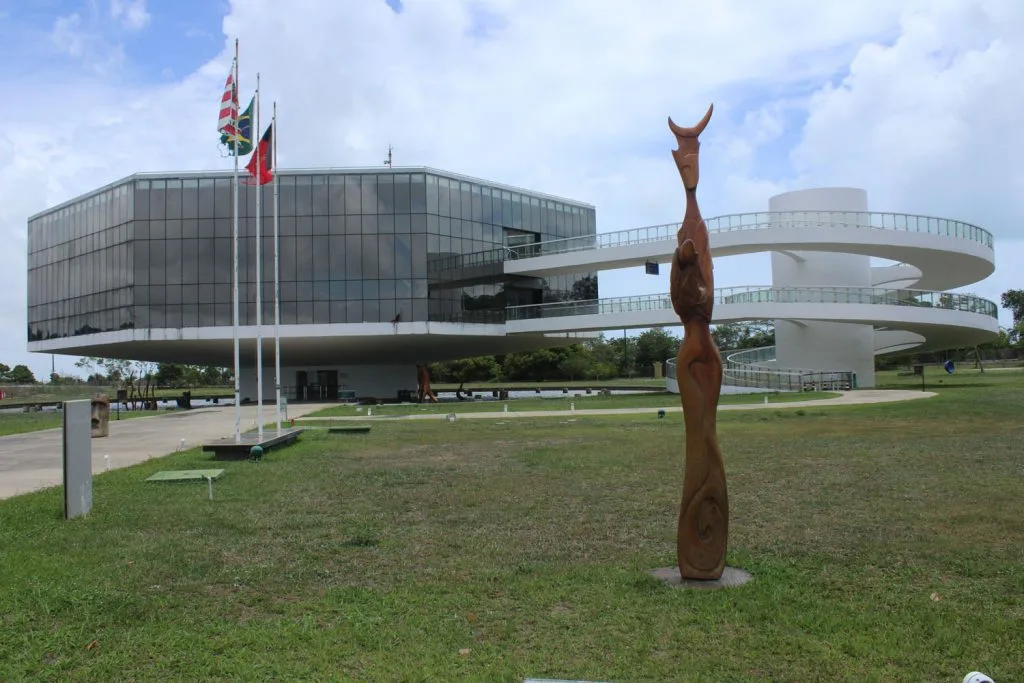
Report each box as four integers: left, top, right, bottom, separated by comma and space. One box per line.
0, 408, 177, 437
875, 365, 1024, 390
307, 390, 840, 418
1, 371, 1022, 680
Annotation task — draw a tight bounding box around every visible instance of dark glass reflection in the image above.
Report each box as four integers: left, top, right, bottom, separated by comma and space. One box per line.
27, 170, 597, 340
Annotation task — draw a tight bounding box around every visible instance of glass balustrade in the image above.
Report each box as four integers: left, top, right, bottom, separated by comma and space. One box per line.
723, 345, 830, 377
431, 210, 993, 275
506, 286, 999, 321
665, 356, 855, 392
724, 345, 778, 368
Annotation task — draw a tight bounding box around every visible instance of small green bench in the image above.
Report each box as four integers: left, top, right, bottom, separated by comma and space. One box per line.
147, 469, 225, 500
328, 425, 372, 434
146, 469, 225, 482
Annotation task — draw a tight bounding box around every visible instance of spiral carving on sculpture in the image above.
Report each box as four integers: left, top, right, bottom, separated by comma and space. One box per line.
678, 436, 727, 574
668, 105, 730, 581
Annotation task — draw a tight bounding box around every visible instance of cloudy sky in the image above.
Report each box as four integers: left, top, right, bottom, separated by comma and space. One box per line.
1, 0, 1021, 377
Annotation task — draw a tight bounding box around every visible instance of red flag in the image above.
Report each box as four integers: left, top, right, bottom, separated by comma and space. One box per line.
244, 123, 274, 186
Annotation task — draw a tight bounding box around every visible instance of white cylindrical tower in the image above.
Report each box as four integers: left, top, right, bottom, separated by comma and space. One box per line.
768, 188, 877, 388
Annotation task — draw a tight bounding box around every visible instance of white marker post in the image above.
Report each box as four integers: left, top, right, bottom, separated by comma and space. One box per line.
272, 101, 282, 436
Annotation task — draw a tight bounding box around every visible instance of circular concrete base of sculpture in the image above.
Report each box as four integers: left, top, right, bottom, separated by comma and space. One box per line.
650, 566, 753, 590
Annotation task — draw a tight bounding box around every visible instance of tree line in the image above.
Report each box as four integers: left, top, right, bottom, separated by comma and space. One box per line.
429, 287, 1024, 384
427, 323, 774, 384
70, 359, 234, 389
1002, 289, 1024, 346
0, 363, 38, 384
5, 289, 1021, 387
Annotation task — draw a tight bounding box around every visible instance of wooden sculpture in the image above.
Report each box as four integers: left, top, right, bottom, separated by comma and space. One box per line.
668, 104, 728, 580
416, 364, 439, 403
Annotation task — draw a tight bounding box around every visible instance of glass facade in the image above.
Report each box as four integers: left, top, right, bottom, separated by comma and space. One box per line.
26, 168, 598, 343
27, 182, 134, 340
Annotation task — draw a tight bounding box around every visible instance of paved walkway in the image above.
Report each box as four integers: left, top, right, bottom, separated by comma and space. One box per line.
1, 390, 935, 501
0, 403, 331, 500
298, 389, 937, 422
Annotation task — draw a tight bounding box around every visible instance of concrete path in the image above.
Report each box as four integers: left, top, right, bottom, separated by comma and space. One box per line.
298, 389, 937, 422
0, 403, 331, 500
1, 389, 935, 501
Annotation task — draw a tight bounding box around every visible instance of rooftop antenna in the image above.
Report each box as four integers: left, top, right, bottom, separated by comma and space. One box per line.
383, 144, 393, 168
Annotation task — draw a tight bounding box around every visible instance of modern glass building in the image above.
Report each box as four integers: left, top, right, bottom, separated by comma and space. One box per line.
27, 167, 597, 399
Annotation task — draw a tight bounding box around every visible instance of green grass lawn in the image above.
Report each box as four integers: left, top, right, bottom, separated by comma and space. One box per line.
875, 365, 1024, 390
1, 370, 1022, 680
306, 390, 840, 418
0, 408, 177, 437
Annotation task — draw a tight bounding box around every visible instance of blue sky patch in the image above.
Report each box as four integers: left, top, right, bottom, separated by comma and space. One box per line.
0, 0, 225, 85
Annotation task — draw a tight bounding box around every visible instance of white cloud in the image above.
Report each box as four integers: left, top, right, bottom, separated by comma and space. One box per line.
109, 0, 150, 31
49, 10, 126, 74
51, 13, 87, 58
788, 0, 1024, 231
3, 0, 1023, 377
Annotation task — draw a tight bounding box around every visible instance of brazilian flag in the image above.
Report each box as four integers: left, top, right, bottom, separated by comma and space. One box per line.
221, 96, 254, 156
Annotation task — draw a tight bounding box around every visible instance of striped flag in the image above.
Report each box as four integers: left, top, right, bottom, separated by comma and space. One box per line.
217, 60, 239, 142
221, 96, 254, 156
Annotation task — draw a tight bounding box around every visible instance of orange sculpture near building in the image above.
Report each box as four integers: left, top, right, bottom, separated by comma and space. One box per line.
416, 364, 439, 403
667, 104, 729, 580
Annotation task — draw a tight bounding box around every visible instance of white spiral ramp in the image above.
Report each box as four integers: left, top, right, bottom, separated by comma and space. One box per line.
502, 188, 998, 389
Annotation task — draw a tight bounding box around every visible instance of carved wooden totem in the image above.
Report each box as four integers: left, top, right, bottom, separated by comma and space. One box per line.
416, 364, 439, 403
668, 104, 728, 580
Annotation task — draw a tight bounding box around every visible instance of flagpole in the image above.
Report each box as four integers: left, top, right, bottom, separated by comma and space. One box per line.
273, 101, 282, 436
255, 73, 264, 442
231, 38, 242, 444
